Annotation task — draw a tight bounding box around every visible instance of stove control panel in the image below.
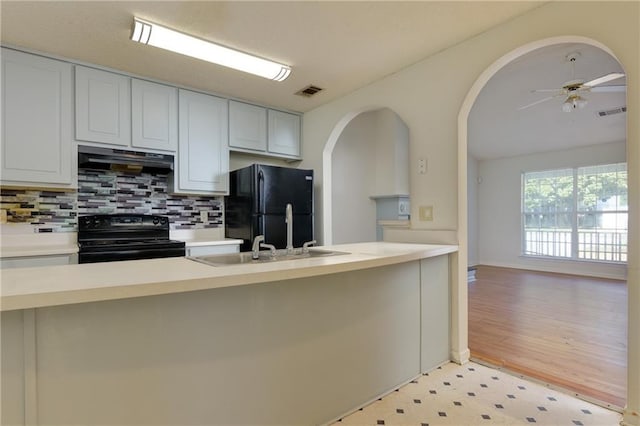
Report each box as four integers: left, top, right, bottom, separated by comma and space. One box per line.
79, 214, 169, 230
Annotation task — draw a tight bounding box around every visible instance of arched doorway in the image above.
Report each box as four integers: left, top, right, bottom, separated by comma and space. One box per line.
458, 36, 629, 409
322, 107, 409, 245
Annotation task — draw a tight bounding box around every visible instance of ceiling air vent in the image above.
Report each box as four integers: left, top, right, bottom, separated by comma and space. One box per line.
596, 106, 627, 117
295, 85, 323, 97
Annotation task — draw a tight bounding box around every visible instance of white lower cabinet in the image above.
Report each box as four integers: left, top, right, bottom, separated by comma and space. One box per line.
420, 255, 451, 372
173, 89, 229, 195
1, 48, 73, 187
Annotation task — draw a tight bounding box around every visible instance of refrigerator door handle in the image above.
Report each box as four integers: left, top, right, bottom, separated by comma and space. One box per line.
258, 215, 264, 236
258, 169, 265, 214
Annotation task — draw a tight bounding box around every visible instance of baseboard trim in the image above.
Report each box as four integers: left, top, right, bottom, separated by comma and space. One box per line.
450, 348, 471, 365
621, 410, 640, 426
477, 260, 626, 281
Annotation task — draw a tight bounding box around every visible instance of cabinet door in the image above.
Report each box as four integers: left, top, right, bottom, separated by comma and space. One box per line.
420, 255, 450, 372
132, 79, 177, 152
267, 110, 300, 158
177, 90, 229, 194
1, 49, 73, 185
75, 66, 130, 146
229, 100, 267, 151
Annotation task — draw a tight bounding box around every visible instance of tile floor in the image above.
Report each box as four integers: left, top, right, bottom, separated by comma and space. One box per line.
332, 362, 621, 425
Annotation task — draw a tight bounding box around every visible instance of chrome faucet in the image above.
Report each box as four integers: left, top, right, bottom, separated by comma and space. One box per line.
260, 242, 277, 258
302, 240, 316, 254
285, 203, 293, 254
251, 235, 265, 260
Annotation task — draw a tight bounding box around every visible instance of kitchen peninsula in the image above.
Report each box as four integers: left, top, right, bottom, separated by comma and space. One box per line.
1, 242, 457, 425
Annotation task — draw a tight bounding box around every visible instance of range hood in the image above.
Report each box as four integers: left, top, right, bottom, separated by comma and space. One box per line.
78, 145, 174, 174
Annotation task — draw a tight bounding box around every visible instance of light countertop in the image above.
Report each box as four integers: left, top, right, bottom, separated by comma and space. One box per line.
169, 228, 242, 248
0, 231, 79, 258
0, 227, 241, 258
0, 242, 457, 312
182, 238, 243, 248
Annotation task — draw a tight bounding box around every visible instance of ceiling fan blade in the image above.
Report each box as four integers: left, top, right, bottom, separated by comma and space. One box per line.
584, 72, 625, 87
517, 95, 557, 111
530, 88, 563, 93
590, 85, 626, 93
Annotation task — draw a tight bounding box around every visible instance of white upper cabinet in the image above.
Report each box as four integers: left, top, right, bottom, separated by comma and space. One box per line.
268, 109, 301, 158
174, 89, 229, 195
228, 103, 302, 160
131, 79, 177, 152
1, 48, 73, 186
75, 66, 131, 146
229, 100, 267, 152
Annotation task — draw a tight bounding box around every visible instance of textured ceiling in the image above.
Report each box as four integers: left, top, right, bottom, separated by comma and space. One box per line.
1, 3, 625, 160
0, 1, 542, 113
469, 43, 626, 160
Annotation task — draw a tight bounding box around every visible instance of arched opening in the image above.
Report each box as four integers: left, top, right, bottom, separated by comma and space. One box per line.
323, 107, 409, 245
458, 36, 628, 409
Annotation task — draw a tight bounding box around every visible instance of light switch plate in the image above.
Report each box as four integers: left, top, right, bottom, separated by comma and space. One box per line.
418, 158, 427, 174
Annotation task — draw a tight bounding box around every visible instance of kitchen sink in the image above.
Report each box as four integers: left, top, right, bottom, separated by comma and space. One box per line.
188, 248, 349, 267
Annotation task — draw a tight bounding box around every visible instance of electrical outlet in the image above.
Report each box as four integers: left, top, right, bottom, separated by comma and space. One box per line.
419, 205, 433, 221
418, 158, 427, 174
200, 211, 208, 222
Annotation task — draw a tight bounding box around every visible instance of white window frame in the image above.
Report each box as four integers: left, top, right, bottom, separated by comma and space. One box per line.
521, 163, 627, 264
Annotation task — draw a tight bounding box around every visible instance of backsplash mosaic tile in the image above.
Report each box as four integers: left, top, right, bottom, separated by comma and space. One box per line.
77, 169, 167, 215
0, 189, 77, 232
1, 169, 222, 232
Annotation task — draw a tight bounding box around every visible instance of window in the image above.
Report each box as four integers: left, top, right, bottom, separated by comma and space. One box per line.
522, 163, 627, 263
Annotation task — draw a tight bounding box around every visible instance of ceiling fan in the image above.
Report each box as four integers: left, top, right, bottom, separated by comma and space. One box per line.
518, 52, 626, 112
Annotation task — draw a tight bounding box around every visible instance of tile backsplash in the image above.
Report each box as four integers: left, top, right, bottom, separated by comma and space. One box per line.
1, 169, 223, 232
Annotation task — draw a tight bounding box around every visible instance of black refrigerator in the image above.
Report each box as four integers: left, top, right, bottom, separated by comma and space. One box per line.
225, 164, 314, 251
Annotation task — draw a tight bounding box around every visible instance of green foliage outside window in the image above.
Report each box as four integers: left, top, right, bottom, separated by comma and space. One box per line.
522, 162, 628, 263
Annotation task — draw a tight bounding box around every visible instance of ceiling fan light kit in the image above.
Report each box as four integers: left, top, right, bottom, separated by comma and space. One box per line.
130, 17, 291, 82
562, 94, 587, 112
518, 51, 626, 112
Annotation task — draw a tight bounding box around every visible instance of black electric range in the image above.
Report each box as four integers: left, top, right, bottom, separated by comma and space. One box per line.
78, 214, 185, 264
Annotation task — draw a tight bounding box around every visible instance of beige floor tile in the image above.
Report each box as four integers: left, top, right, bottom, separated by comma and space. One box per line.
332, 362, 621, 426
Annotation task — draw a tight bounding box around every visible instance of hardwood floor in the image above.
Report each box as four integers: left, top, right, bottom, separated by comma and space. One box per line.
468, 265, 627, 409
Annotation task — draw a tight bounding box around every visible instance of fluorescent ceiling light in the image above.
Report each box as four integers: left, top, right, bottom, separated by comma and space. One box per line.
131, 18, 291, 82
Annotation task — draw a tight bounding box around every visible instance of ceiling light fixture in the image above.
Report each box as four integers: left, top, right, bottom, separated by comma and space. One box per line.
562, 94, 588, 112
130, 17, 291, 82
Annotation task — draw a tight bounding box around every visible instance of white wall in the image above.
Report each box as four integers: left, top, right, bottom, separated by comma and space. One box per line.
301, 1, 638, 245
331, 111, 378, 244
372, 109, 410, 197
477, 141, 627, 279
331, 108, 409, 244
300, 2, 639, 422
467, 155, 479, 266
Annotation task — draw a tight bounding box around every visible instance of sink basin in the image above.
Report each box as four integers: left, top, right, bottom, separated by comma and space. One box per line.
188, 248, 349, 267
